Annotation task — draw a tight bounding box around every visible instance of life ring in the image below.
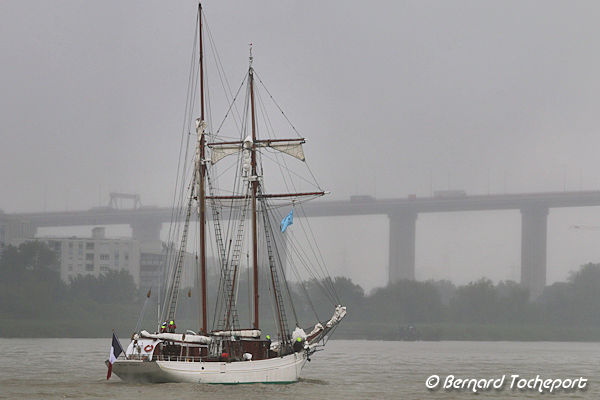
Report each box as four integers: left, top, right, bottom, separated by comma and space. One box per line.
144, 344, 154, 352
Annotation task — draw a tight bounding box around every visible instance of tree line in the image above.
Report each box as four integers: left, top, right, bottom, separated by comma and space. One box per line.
296, 264, 600, 328
0, 242, 138, 324
3, 241, 600, 339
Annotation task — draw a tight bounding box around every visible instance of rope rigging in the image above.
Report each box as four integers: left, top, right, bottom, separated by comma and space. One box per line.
158, 12, 342, 335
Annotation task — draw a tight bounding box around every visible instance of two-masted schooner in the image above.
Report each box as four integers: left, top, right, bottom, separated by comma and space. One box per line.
110, 2, 346, 384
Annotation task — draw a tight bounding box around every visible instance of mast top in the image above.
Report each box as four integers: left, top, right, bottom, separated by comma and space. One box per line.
249, 43, 254, 67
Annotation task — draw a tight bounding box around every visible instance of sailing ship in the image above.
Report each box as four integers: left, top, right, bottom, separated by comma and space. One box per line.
110, 3, 346, 384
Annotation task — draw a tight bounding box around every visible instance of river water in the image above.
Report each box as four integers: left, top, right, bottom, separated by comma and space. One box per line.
0, 339, 598, 399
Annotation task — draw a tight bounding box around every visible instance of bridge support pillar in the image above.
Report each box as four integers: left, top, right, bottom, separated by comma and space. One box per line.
130, 219, 163, 243
388, 211, 417, 283
520, 206, 548, 298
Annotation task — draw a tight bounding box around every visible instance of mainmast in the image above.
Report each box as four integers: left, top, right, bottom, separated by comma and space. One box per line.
249, 48, 260, 330
197, 2, 208, 334
205, 47, 325, 336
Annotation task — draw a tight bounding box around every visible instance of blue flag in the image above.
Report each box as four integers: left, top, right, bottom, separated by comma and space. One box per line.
280, 209, 294, 232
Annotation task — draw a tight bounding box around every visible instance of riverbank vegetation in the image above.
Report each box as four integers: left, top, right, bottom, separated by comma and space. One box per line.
3, 241, 600, 341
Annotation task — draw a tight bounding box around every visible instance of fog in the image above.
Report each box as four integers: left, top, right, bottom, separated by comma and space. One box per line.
4, 1, 600, 291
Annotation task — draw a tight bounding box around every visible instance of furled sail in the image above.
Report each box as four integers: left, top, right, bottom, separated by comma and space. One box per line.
208, 138, 305, 164
211, 144, 243, 164
139, 330, 212, 344
211, 329, 262, 338
267, 141, 305, 161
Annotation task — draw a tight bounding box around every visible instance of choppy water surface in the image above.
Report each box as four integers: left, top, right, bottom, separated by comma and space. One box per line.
0, 339, 599, 399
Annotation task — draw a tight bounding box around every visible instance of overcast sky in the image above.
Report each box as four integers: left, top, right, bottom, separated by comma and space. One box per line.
4, 1, 600, 290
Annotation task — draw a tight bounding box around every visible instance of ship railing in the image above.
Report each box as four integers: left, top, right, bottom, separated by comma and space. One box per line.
152, 355, 207, 362
124, 354, 151, 361
124, 354, 205, 362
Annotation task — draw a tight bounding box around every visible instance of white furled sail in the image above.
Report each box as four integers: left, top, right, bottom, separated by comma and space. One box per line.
265, 141, 305, 161
209, 139, 305, 164
211, 144, 243, 164
212, 329, 262, 338
139, 330, 212, 344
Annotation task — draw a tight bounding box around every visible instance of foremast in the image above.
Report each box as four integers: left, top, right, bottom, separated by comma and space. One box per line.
163, 2, 209, 332
248, 50, 260, 331
196, 2, 208, 334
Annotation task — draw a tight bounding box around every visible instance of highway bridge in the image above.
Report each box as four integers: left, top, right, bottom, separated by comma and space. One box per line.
9, 190, 600, 297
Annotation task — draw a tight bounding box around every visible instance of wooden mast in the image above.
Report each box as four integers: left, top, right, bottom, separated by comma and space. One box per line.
249, 50, 260, 330
198, 2, 208, 334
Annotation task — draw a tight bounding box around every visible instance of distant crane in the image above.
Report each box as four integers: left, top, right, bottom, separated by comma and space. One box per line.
108, 192, 142, 210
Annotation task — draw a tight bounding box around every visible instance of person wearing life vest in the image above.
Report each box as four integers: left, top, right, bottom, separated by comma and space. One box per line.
293, 336, 304, 352
160, 321, 167, 333
168, 320, 176, 333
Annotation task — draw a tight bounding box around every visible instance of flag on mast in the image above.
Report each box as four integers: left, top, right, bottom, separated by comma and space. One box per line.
107, 332, 124, 380
280, 209, 294, 232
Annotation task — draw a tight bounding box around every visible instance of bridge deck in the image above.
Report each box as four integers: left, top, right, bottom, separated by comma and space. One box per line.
10, 190, 600, 226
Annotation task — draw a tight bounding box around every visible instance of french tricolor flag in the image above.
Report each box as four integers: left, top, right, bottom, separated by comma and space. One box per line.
107, 332, 124, 380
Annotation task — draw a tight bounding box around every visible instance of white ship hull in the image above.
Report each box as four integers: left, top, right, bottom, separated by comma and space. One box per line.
112, 351, 307, 384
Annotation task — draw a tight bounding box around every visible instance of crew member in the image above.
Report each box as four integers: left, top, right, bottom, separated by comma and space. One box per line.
160, 321, 167, 333
293, 336, 304, 352
168, 320, 176, 333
